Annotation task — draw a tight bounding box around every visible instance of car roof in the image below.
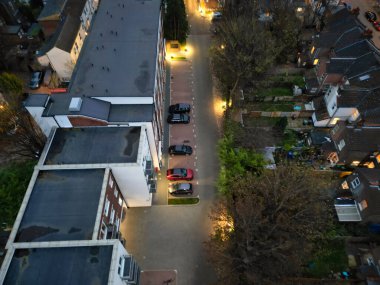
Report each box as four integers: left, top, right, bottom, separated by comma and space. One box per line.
172, 168, 185, 174
177, 183, 191, 189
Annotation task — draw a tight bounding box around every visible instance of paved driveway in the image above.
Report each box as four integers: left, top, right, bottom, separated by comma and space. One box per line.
121, 1, 220, 284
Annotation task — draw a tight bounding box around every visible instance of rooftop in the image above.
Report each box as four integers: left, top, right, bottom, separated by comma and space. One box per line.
14, 169, 105, 243
69, 0, 161, 98
38, 0, 67, 21
3, 245, 113, 284
44, 127, 141, 165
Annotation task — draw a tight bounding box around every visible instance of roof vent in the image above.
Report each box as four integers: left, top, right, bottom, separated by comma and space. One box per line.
69, 97, 82, 111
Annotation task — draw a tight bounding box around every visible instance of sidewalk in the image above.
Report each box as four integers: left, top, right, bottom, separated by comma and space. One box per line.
140, 270, 177, 285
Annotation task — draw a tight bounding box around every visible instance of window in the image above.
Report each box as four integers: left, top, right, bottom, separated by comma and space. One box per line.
104, 197, 110, 216
351, 161, 360, 167
313, 58, 319, 65
358, 200, 368, 211
114, 188, 118, 198
118, 196, 123, 206
110, 206, 115, 224
376, 154, 380, 164
311, 46, 315, 54
337, 139, 346, 151
351, 177, 360, 189
108, 177, 114, 188
100, 222, 107, 239
341, 181, 349, 190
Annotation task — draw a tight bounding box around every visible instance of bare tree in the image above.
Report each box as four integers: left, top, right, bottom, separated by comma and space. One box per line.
206, 165, 335, 285
210, 14, 277, 108
0, 73, 46, 159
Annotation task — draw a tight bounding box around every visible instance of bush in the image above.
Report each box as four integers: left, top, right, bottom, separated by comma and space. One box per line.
0, 160, 36, 227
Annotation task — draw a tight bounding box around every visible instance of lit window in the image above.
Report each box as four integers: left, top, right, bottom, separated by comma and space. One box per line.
351, 161, 360, 166
311, 46, 315, 54
364, 161, 375, 168
313, 58, 319, 65
341, 181, 349, 189
376, 154, 380, 164
358, 200, 368, 211
351, 177, 360, 189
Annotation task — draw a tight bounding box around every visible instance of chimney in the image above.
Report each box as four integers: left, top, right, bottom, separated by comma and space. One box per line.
69, 98, 83, 111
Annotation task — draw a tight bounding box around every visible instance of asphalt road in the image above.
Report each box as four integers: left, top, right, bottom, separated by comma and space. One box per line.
121, 1, 220, 284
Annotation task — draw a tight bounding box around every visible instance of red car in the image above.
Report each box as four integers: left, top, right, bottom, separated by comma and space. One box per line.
373, 21, 380, 31
166, 168, 193, 181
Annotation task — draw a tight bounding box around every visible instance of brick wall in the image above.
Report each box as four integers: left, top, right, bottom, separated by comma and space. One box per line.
98, 171, 125, 240
69, 116, 108, 126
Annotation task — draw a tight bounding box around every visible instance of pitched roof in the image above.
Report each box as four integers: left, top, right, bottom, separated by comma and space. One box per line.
335, 40, 375, 58
42, 94, 111, 121
348, 168, 380, 221
348, 68, 380, 89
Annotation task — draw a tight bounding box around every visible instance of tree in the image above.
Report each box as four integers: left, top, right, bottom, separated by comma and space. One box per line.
271, 3, 302, 63
206, 165, 335, 284
0, 73, 46, 158
0, 72, 23, 94
210, 12, 277, 108
217, 132, 266, 195
163, 0, 189, 44
0, 160, 36, 227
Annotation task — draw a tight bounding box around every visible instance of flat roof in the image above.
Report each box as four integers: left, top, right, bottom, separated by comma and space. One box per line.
69, 0, 161, 98
108, 104, 154, 122
3, 245, 113, 284
15, 169, 105, 243
44, 127, 141, 165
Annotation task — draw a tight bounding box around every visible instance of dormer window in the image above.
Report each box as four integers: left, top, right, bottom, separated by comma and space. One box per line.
351, 177, 360, 189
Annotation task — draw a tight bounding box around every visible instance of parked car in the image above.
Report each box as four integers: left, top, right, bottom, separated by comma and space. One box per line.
167, 113, 190, 124
211, 11, 222, 21
365, 11, 377, 22
168, 103, 191, 113
373, 21, 380, 31
29, 71, 43, 89
166, 168, 193, 181
168, 144, 193, 155
168, 183, 193, 195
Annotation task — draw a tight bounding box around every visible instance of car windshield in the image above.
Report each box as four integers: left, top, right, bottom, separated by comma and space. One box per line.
174, 145, 183, 151
172, 168, 185, 175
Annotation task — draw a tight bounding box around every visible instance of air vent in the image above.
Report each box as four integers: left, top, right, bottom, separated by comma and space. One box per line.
69, 97, 82, 111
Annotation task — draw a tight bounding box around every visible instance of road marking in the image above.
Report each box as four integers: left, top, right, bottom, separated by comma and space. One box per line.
194, 134, 196, 138
196, 168, 198, 172
195, 156, 197, 160
196, 181, 199, 185
194, 162, 196, 166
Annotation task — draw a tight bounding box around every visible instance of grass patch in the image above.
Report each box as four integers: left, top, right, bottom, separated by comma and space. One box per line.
171, 56, 187, 61
243, 116, 282, 128
306, 240, 348, 278
0, 160, 36, 228
252, 102, 294, 112
257, 87, 293, 97
168, 197, 199, 205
